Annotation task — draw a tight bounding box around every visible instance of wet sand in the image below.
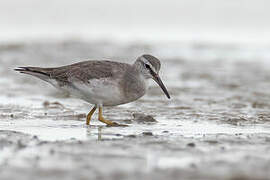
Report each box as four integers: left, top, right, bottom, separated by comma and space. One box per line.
0, 40, 270, 180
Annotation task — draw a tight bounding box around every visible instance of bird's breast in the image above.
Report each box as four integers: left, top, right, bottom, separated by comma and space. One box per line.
65, 78, 125, 106
121, 73, 148, 103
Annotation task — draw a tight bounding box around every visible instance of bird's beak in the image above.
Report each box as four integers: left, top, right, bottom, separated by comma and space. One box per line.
152, 73, 170, 99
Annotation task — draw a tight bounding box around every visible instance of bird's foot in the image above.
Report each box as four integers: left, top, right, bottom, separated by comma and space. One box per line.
98, 117, 128, 127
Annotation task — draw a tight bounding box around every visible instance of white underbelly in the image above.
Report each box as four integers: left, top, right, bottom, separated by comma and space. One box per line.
63, 78, 125, 106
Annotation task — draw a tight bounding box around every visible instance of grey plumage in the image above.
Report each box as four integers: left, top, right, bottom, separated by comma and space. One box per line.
16, 61, 130, 85
15, 54, 170, 107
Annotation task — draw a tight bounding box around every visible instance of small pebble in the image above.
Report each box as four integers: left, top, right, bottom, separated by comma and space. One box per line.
126, 134, 136, 138
50, 149, 55, 155
17, 140, 26, 149
133, 113, 157, 124
206, 140, 218, 144
190, 163, 197, 168
43, 101, 50, 107
142, 132, 153, 136
187, 142, 196, 147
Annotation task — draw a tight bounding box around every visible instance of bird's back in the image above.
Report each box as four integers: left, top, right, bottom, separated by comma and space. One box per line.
49, 60, 131, 83
16, 60, 131, 86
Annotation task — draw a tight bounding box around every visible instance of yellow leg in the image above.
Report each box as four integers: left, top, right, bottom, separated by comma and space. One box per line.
98, 107, 127, 126
86, 106, 97, 125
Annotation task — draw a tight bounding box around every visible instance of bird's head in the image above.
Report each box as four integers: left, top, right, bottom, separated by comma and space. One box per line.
134, 54, 170, 99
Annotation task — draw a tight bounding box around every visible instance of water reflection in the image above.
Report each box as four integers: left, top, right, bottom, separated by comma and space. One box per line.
86, 126, 123, 141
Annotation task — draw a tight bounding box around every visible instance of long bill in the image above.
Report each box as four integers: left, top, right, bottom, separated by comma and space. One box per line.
152, 74, 171, 99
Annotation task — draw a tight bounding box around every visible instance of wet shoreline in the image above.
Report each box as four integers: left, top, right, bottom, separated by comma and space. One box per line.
0, 40, 270, 180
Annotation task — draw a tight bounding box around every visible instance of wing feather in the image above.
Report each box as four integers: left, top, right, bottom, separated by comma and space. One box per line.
50, 60, 130, 84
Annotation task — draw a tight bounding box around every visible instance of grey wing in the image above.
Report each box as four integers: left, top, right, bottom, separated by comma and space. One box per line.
50, 61, 129, 85
15, 60, 130, 87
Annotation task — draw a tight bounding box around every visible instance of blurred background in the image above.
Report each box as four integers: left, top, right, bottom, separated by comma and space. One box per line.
1, 1, 270, 180
1, 0, 270, 44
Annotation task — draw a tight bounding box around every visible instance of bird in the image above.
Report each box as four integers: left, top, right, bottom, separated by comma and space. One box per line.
15, 54, 170, 126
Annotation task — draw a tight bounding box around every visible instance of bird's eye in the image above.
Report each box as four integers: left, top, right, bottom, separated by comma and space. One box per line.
144, 64, 151, 69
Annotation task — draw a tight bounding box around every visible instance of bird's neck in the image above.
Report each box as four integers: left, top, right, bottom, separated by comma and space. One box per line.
132, 60, 144, 73
121, 67, 148, 102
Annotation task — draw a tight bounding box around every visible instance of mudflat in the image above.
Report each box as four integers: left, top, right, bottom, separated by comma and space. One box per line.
0, 41, 270, 180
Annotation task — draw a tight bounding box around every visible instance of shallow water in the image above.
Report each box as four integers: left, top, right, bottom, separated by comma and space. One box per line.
1, 40, 270, 180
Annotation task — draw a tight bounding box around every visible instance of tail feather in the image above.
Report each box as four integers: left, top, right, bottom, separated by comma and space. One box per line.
14, 67, 52, 81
